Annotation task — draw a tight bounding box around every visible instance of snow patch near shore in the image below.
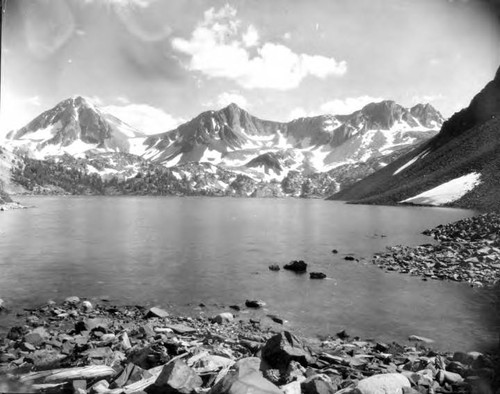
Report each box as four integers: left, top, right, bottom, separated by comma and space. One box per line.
401, 172, 481, 206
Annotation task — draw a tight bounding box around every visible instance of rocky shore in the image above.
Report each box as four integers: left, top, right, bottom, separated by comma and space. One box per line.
372, 213, 500, 287
0, 297, 498, 394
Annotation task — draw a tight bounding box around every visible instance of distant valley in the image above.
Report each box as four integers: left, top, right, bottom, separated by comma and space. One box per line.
1, 97, 443, 198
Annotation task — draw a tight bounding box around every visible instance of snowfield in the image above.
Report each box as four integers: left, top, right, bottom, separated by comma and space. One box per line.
400, 172, 482, 206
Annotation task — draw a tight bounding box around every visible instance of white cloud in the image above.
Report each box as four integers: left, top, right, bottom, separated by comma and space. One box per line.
211, 92, 249, 109
172, 5, 346, 90
104, 104, 183, 134
320, 96, 384, 115
242, 25, 259, 47
0, 94, 42, 137
411, 94, 444, 103
288, 107, 310, 120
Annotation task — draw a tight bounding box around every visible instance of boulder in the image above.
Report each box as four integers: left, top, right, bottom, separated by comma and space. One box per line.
344, 256, 356, 261
154, 360, 202, 394
281, 381, 301, 394
357, 374, 410, 394
261, 331, 314, 370
209, 363, 283, 394
245, 300, 266, 308
82, 300, 93, 312
309, 272, 326, 279
213, 313, 234, 324
269, 265, 281, 271
65, 296, 80, 304
301, 376, 338, 394
147, 307, 170, 319
283, 261, 307, 273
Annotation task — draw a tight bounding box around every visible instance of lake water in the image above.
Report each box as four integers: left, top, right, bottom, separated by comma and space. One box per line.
0, 196, 499, 352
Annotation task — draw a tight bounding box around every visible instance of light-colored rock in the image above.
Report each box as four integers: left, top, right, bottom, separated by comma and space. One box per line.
281, 381, 301, 394
408, 335, 434, 344
155, 360, 202, 394
357, 373, 411, 394
213, 313, 234, 324
442, 370, 464, 384
209, 368, 283, 394
65, 296, 80, 304
147, 306, 169, 318
82, 301, 93, 312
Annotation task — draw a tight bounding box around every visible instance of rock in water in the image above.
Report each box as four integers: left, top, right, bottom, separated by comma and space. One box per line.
154, 360, 202, 394
269, 265, 281, 271
309, 272, 326, 279
262, 331, 314, 370
245, 300, 266, 308
408, 335, 434, 344
283, 261, 307, 273
357, 373, 410, 394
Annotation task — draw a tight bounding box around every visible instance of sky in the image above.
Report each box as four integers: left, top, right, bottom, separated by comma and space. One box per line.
1, 0, 500, 135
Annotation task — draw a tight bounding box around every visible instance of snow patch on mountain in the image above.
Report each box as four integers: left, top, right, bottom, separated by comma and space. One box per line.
401, 172, 481, 206
393, 149, 430, 175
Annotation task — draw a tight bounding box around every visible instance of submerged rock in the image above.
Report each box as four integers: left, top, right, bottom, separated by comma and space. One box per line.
309, 272, 326, 279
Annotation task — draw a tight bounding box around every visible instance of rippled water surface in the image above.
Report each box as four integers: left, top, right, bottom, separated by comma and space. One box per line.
1, 196, 498, 351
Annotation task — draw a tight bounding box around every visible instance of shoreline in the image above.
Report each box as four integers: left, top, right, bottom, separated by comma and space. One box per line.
0, 297, 498, 394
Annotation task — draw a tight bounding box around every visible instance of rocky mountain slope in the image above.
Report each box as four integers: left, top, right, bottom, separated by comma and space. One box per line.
142, 101, 442, 182
6, 96, 146, 158
330, 66, 500, 211
4, 97, 443, 198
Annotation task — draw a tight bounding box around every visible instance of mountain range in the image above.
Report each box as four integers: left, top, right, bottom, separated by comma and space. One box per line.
2, 96, 443, 198
330, 66, 500, 211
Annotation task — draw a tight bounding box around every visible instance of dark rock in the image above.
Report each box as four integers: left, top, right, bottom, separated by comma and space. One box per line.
261, 331, 314, 369
245, 300, 266, 308
336, 330, 349, 340
154, 360, 202, 394
331, 250, 338, 254
269, 265, 280, 271
267, 315, 285, 324
229, 305, 241, 311
7, 326, 26, 341
284, 260, 307, 273
344, 256, 355, 261
309, 272, 326, 279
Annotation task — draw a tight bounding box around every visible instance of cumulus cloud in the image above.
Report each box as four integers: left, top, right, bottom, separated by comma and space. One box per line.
104, 103, 183, 134
287, 96, 385, 120
0, 95, 42, 137
208, 92, 250, 109
172, 5, 346, 90
320, 96, 384, 115
242, 25, 259, 47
